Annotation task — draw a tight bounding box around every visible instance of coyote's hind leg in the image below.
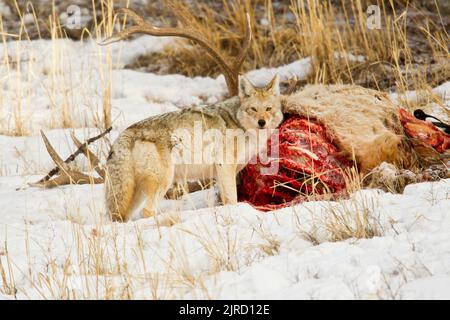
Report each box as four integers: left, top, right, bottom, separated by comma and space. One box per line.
132, 141, 174, 218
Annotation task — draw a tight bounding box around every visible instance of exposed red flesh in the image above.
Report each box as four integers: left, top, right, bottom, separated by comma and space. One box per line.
238, 115, 352, 211
239, 109, 450, 211
399, 108, 450, 152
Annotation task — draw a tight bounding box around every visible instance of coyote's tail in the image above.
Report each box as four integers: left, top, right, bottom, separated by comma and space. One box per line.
104, 133, 136, 222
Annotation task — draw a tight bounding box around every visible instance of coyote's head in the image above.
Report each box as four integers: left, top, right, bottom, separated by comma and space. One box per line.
237, 74, 283, 131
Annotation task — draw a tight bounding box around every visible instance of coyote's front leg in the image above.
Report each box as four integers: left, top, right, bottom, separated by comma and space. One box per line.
215, 164, 238, 205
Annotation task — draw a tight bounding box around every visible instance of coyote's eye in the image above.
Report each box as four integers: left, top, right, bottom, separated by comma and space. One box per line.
250, 107, 257, 112
266, 107, 272, 111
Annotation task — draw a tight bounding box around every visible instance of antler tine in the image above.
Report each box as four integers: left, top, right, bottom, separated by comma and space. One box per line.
40, 130, 71, 174
29, 174, 73, 188
31, 131, 103, 188
99, 8, 150, 45
31, 128, 111, 188
30, 171, 104, 188
101, 7, 252, 96
70, 132, 105, 179
234, 12, 252, 74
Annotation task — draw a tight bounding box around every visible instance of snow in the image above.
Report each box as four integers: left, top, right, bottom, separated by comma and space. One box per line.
0, 36, 450, 300
389, 81, 450, 122
399, 276, 450, 300
433, 82, 450, 109
1, 177, 449, 299
245, 58, 312, 86
0, 1, 11, 17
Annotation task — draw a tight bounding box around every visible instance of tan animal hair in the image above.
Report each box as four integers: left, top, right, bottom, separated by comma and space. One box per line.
282, 84, 419, 173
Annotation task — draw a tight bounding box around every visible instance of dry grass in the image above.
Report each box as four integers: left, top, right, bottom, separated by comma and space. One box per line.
1, 0, 448, 135
295, 192, 383, 244
0, 0, 117, 136
127, 0, 449, 97
324, 196, 382, 242
128, 0, 297, 77
0, 245, 17, 297
0, 205, 280, 299
0, 0, 448, 300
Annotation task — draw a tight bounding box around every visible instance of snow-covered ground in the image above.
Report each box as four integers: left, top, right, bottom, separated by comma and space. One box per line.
0, 36, 449, 300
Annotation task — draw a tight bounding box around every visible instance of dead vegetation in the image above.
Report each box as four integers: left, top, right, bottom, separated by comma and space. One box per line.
0, 0, 448, 136
324, 197, 382, 242
100, 4, 252, 96
124, 0, 449, 96
1, 0, 448, 95
0, 0, 448, 300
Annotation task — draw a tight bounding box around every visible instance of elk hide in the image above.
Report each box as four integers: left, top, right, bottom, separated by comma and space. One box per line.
281, 84, 419, 172
238, 84, 449, 210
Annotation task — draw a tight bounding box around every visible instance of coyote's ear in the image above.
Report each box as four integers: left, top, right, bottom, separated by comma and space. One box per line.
265, 74, 280, 96
239, 76, 256, 99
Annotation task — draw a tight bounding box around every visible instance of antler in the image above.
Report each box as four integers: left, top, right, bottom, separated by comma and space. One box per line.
30, 128, 111, 188
100, 7, 252, 96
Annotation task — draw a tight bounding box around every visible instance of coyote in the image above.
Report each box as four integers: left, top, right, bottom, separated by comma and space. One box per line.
105, 75, 283, 221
